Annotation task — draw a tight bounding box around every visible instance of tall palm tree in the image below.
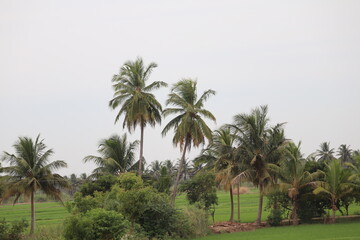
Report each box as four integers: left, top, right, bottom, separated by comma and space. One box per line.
276, 142, 320, 225
316, 142, 335, 163
337, 144, 353, 164
313, 159, 354, 223
162, 79, 216, 203
231, 105, 286, 225
83, 134, 138, 177
1, 135, 69, 234
109, 57, 167, 176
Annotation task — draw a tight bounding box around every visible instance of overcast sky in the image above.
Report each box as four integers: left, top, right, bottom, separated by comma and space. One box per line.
1, 0, 359, 176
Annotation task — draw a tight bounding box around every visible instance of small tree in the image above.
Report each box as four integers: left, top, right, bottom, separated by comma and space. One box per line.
313, 159, 355, 223
180, 172, 218, 223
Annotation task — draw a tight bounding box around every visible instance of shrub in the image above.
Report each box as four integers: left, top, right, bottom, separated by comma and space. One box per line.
0, 219, 28, 240
80, 174, 118, 196
118, 172, 143, 191
24, 225, 64, 240
63, 208, 129, 240
267, 208, 283, 226
180, 172, 218, 210
182, 206, 210, 237
65, 192, 104, 214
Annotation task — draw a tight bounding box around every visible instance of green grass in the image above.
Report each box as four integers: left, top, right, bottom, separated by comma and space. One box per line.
1, 190, 359, 227
176, 190, 269, 223
194, 222, 360, 240
0, 202, 69, 226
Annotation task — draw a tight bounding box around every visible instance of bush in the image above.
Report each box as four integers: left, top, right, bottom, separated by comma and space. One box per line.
63, 208, 129, 240
180, 172, 218, 210
0, 219, 28, 240
65, 192, 104, 214
182, 206, 210, 237
80, 174, 118, 196
24, 225, 64, 240
267, 208, 283, 226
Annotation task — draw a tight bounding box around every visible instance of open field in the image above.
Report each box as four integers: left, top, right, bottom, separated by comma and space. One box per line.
194, 222, 360, 240
1, 191, 360, 226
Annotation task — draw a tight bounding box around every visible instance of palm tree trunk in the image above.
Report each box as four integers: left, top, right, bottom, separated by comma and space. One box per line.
292, 197, 298, 225
30, 190, 35, 234
138, 121, 144, 176
255, 184, 263, 226
171, 138, 189, 204
331, 198, 336, 223
237, 182, 240, 222
229, 184, 234, 222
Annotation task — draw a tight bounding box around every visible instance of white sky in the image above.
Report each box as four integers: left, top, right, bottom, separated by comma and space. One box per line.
1, 0, 359, 176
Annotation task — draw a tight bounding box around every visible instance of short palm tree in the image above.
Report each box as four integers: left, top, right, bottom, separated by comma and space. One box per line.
231, 105, 286, 225
212, 128, 240, 222
162, 79, 216, 203
109, 57, 167, 176
276, 142, 320, 225
83, 134, 138, 177
313, 159, 355, 223
1, 135, 69, 234
316, 142, 335, 163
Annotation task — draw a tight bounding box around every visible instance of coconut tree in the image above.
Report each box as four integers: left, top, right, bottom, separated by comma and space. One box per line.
316, 142, 335, 163
162, 79, 216, 203
83, 134, 138, 178
313, 159, 355, 223
337, 144, 353, 164
1, 135, 69, 234
230, 105, 286, 225
276, 142, 321, 225
109, 57, 167, 176
212, 128, 240, 222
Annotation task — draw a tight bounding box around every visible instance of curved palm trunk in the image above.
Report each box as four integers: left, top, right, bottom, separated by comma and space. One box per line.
292, 197, 299, 225
255, 184, 263, 226
229, 184, 234, 222
138, 122, 144, 176
237, 183, 240, 222
30, 190, 35, 234
171, 138, 189, 204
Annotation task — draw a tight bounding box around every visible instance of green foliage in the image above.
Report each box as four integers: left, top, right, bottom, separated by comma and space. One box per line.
24, 225, 64, 240
265, 191, 290, 217
118, 172, 143, 191
152, 166, 172, 194
83, 134, 138, 177
79, 174, 117, 196
63, 208, 129, 240
182, 206, 210, 237
0, 219, 28, 240
65, 192, 104, 214
297, 186, 328, 222
180, 172, 218, 210
267, 208, 283, 226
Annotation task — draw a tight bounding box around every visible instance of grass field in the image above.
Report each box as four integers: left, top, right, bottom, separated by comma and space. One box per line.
1, 191, 360, 226
194, 222, 360, 240
0, 202, 69, 226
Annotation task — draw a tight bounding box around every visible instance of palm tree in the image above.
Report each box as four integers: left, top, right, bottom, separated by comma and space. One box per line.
316, 142, 335, 163
212, 128, 240, 222
313, 159, 355, 223
1, 135, 69, 234
162, 79, 216, 203
83, 134, 138, 177
231, 105, 286, 225
337, 144, 353, 164
276, 142, 320, 225
109, 57, 167, 176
